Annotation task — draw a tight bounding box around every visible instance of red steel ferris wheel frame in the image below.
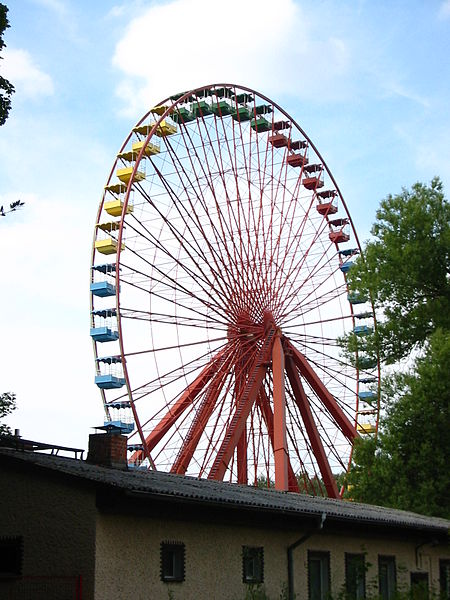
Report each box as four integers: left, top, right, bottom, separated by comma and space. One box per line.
90, 83, 381, 497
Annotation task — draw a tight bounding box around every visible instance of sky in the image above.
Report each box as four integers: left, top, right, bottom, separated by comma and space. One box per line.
1, 0, 449, 452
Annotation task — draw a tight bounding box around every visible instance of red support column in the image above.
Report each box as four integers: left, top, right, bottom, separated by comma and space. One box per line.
257, 389, 299, 492
285, 355, 339, 498
272, 334, 289, 491
237, 426, 248, 484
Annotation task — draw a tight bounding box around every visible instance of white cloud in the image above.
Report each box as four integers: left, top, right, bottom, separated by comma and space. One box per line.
385, 81, 430, 108
111, 0, 352, 117
2, 48, 54, 98
438, 0, 450, 19
32, 0, 68, 17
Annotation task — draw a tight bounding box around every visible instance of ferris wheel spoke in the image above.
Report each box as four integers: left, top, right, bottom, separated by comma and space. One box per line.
281, 245, 343, 313
285, 312, 353, 331
276, 222, 334, 316
163, 127, 246, 300
171, 109, 252, 300
282, 280, 348, 325
126, 206, 234, 315
119, 270, 229, 328
121, 307, 227, 331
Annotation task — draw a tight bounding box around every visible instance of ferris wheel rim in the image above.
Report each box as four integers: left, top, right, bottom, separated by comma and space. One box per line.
90, 82, 381, 495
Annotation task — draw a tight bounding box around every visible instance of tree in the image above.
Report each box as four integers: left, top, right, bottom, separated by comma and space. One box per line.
0, 2, 14, 126
347, 329, 450, 519
342, 178, 450, 518
346, 177, 450, 364
0, 392, 16, 436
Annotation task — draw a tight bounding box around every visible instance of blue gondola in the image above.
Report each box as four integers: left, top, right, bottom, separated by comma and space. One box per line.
348, 293, 368, 305
90, 327, 119, 342
90, 281, 116, 297
354, 325, 373, 336
95, 374, 126, 389
357, 356, 377, 370
339, 261, 354, 273
103, 420, 135, 434
358, 391, 378, 402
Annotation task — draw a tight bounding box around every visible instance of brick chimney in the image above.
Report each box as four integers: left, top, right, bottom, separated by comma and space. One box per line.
86, 432, 128, 470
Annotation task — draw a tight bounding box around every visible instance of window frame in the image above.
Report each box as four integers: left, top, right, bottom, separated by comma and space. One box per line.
242, 546, 264, 584
0, 536, 23, 578
378, 555, 396, 600
308, 550, 331, 600
345, 553, 366, 600
160, 541, 185, 583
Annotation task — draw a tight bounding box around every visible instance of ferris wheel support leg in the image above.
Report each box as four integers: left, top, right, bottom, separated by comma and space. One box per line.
284, 340, 357, 443
257, 389, 299, 492
171, 352, 232, 475
237, 426, 248, 484
285, 356, 339, 498
131, 351, 224, 465
207, 324, 277, 481
235, 358, 249, 485
272, 334, 289, 491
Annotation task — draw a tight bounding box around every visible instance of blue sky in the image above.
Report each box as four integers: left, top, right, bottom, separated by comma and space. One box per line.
1, 0, 449, 451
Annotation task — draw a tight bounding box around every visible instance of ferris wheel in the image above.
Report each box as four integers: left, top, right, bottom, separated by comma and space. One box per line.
90, 83, 380, 498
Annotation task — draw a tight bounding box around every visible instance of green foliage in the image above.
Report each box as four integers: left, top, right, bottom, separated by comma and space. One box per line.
347, 329, 450, 518
342, 179, 450, 518
0, 391, 16, 435
346, 177, 450, 364
237, 582, 290, 600
243, 584, 270, 600
0, 3, 14, 126
256, 475, 274, 489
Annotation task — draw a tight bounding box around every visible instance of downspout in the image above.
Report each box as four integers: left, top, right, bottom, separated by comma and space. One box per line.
287, 512, 327, 600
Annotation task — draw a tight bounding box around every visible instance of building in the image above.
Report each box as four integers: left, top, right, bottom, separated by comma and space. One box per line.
0, 433, 449, 600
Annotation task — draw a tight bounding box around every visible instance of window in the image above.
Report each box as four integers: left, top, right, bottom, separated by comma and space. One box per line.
440, 560, 450, 600
0, 536, 23, 578
160, 542, 185, 583
411, 572, 429, 600
379, 556, 396, 600
308, 551, 330, 600
242, 546, 264, 584
345, 553, 366, 599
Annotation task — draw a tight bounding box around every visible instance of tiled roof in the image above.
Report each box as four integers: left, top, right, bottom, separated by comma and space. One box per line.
1, 447, 448, 535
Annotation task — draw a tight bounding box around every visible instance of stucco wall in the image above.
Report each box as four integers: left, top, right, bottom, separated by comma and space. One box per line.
0, 462, 97, 600
95, 511, 450, 600
95, 512, 291, 600
292, 529, 450, 600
